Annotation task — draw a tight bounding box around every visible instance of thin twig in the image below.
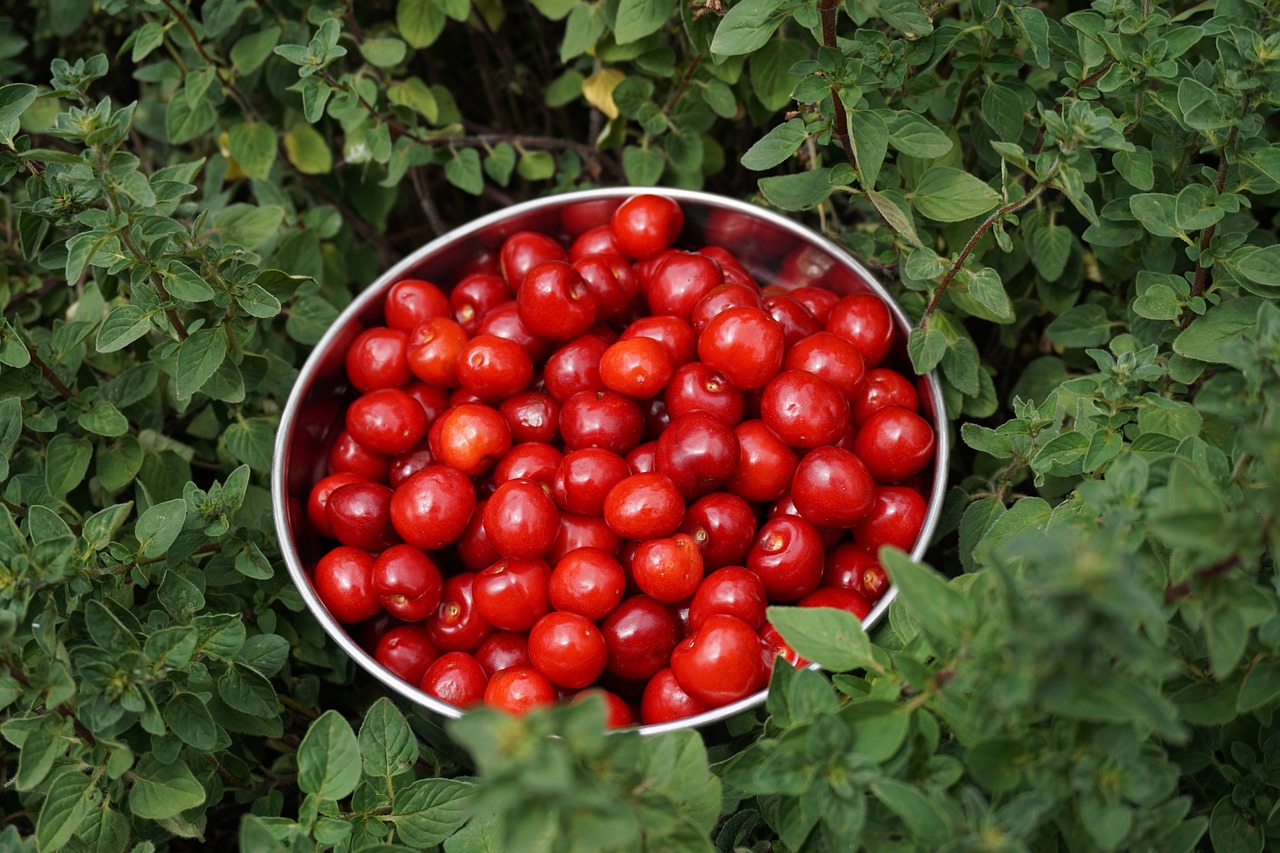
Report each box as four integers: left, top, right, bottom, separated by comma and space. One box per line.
409, 167, 447, 237
818, 0, 857, 174
919, 162, 1060, 326
1180, 110, 1246, 330
25, 343, 78, 399
1164, 553, 1242, 604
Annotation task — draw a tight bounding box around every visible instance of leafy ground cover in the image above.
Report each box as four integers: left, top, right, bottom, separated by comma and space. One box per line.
1, 0, 1278, 850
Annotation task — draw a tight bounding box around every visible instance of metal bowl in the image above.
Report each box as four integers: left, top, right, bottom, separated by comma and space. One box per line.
272, 187, 950, 736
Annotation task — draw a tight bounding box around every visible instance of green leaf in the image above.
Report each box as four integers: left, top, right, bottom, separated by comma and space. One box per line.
239, 815, 290, 853
45, 434, 92, 496
228, 122, 277, 180
1173, 297, 1262, 365
135, 498, 187, 558
398, 0, 447, 48
387, 77, 439, 123
77, 398, 128, 437
1030, 224, 1073, 282
224, 417, 276, 471
96, 304, 152, 353
1129, 193, 1181, 238
174, 328, 228, 399
298, 710, 362, 800
36, 768, 97, 851
710, 0, 787, 56
622, 146, 664, 186
1113, 148, 1154, 190
217, 663, 278, 718
981, 85, 1024, 143
391, 778, 476, 847
766, 606, 876, 672
879, 0, 933, 37
282, 123, 332, 175
560, 2, 607, 61
164, 693, 220, 750
1046, 304, 1112, 347
908, 326, 947, 374
231, 26, 281, 74
0, 83, 38, 147
614, 0, 675, 44
166, 91, 217, 146
360, 37, 408, 67
129, 756, 206, 820
1236, 660, 1280, 712
1011, 6, 1049, 66
887, 113, 953, 159
16, 717, 64, 791
131, 21, 165, 61
360, 698, 419, 784
912, 167, 999, 222
1209, 796, 1263, 853
163, 261, 214, 303
849, 109, 888, 189
211, 204, 285, 250
444, 147, 484, 195
484, 142, 516, 185
868, 189, 924, 248
749, 39, 806, 111
869, 779, 947, 847
1227, 245, 1280, 296
880, 548, 969, 646
740, 119, 809, 171
0, 397, 19, 482
758, 167, 835, 211
966, 268, 1014, 323
510, 150, 552, 183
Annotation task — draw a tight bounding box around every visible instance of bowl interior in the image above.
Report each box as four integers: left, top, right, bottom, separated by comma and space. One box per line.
272, 187, 950, 735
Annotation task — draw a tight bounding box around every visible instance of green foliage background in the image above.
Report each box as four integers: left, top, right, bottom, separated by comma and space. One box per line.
1, 0, 1279, 850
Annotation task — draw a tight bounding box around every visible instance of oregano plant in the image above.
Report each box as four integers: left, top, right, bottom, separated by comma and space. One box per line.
1, 0, 1278, 851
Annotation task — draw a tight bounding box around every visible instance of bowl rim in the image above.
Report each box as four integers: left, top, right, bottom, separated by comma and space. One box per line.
271, 186, 951, 735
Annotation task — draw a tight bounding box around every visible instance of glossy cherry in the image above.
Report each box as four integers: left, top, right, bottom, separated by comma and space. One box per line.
372, 544, 443, 621
670, 614, 765, 708
314, 546, 380, 624
385, 279, 451, 333
420, 652, 488, 707
529, 611, 609, 689
549, 547, 626, 620
746, 514, 825, 601
346, 326, 412, 392
390, 464, 476, 550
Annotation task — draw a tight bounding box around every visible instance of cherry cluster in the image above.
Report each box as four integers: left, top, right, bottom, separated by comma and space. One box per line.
305, 193, 935, 728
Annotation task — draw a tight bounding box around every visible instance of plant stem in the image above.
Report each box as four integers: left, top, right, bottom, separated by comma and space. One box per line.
1180, 112, 1245, 330
818, 0, 857, 174
103, 179, 190, 340
1163, 553, 1242, 604
919, 162, 1060, 327
25, 343, 77, 399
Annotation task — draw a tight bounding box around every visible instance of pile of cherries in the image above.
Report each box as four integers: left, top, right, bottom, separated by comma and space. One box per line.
305, 193, 935, 728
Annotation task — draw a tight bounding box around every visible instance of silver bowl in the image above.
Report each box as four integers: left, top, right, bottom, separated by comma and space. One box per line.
271, 187, 950, 736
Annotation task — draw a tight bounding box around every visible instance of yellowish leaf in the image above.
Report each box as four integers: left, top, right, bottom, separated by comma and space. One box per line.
582, 67, 626, 120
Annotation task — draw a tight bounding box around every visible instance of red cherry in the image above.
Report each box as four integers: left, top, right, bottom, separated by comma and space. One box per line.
688, 566, 768, 631
790, 445, 877, 528
529, 611, 608, 689
697, 307, 786, 392
853, 486, 928, 553
373, 544, 443, 621
374, 623, 439, 686
346, 327, 412, 392
421, 652, 488, 707
314, 546, 380, 624
611, 194, 684, 260
826, 293, 896, 368
385, 279, 450, 333
670, 614, 765, 708
641, 668, 709, 725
